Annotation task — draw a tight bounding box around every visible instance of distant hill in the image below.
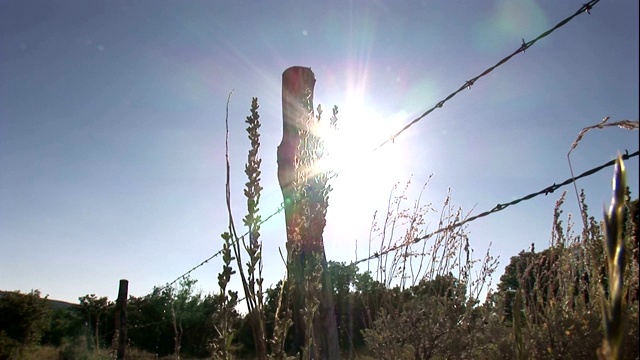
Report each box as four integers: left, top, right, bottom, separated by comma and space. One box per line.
0, 290, 79, 310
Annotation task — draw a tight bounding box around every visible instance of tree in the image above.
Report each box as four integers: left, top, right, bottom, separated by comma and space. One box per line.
362, 275, 474, 359
78, 294, 110, 349
127, 292, 167, 356
327, 261, 357, 353
497, 250, 540, 321
127, 279, 225, 359
0, 290, 51, 357
42, 306, 83, 347
164, 277, 210, 359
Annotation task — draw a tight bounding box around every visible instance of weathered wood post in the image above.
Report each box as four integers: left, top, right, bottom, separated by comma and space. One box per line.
115, 279, 128, 359
277, 66, 340, 358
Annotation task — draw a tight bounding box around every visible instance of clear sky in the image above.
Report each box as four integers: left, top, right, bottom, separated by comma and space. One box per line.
1, 0, 638, 304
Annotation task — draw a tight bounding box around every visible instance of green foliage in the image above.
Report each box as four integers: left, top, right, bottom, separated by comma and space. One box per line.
41, 307, 83, 347
362, 275, 479, 359
498, 246, 564, 323
0, 290, 51, 358
78, 294, 111, 350
126, 277, 227, 358
326, 261, 358, 351
126, 287, 174, 356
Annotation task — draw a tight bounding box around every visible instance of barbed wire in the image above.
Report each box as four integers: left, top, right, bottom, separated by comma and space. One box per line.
353, 149, 639, 266
156, 0, 602, 292
374, 0, 600, 150
156, 204, 284, 292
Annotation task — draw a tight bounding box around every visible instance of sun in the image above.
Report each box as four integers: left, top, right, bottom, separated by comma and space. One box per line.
316, 100, 410, 202
315, 98, 414, 257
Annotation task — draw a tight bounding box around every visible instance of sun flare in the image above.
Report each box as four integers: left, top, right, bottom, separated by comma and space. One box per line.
317, 101, 410, 197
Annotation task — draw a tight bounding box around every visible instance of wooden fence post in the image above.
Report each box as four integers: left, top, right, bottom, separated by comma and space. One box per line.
115, 279, 128, 360
278, 66, 340, 359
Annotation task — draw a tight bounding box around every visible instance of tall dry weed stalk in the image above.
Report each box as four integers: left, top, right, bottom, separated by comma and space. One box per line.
216, 95, 270, 359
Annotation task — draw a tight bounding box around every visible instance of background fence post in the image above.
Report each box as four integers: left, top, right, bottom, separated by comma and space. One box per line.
115, 279, 128, 359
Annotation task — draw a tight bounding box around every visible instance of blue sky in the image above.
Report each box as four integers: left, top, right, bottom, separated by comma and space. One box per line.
1, 0, 638, 304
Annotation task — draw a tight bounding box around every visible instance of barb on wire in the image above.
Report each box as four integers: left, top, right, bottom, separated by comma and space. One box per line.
353, 149, 638, 266
374, 0, 600, 151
